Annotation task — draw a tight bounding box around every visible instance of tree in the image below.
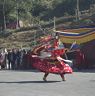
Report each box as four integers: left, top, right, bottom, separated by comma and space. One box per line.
0, 0, 33, 30
0, 0, 94, 30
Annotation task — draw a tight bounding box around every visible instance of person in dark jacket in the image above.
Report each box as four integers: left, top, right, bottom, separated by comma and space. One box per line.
11, 49, 17, 70
7, 49, 12, 70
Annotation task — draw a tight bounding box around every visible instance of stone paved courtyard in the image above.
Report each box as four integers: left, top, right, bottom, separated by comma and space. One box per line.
0, 69, 95, 96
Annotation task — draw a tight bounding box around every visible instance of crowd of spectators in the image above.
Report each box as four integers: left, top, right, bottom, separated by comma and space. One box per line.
0, 48, 33, 70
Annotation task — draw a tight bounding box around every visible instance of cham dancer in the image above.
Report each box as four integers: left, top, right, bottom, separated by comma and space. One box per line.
32, 35, 73, 81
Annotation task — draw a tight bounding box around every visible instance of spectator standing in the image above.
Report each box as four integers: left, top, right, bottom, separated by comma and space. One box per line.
16, 49, 22, 69
11, 49, 17, 70
0, 51, 5, 69
7, 49, 12, 70
21, 49, 27, 69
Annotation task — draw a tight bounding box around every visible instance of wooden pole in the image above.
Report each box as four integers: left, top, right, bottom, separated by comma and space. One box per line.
54, 16, 56, 30
16, 0, 19, 29
76, 0, 80, 21
3, 0, 6, 30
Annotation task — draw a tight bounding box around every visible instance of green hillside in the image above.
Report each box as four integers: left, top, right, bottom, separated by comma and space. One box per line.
0, 0, 95, 30
0, 0, 95, 48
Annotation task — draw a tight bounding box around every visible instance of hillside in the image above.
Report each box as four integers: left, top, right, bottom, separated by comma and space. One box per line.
0, 27, 52, 49
0, 31, 33, 48
0, 14, 95, 49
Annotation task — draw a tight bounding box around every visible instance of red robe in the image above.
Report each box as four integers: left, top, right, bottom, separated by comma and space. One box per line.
32, 56, 72, 74
32, 38, 73, 74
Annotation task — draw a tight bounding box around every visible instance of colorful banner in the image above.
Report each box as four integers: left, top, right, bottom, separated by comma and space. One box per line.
55, 28, 95, 44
